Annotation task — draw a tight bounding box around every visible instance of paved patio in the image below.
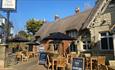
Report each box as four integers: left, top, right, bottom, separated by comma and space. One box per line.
1, 58, 47, 70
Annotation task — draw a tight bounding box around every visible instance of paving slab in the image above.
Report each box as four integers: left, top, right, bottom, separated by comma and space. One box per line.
5, 58, 48, 70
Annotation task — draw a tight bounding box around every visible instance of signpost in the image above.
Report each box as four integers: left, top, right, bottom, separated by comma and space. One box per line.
1, 0, 16, 44
72, 57, 85, 70
0, 0, 16, 68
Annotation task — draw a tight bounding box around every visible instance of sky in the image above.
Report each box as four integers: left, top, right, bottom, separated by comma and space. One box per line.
1, 0, 96, 34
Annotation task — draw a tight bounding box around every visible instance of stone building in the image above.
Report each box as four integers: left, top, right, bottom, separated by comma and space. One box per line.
35, 0, 115, 61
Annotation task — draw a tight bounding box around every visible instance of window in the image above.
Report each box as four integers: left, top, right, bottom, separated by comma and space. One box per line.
100, 32, 113, 50
48, 41, 60, 53
82, 32, 91, 50
28, 45, 33, 51
66, 30, 77, 38
53, 43, 59, 51
70, 41, 77, 52
83, 41, 91, 50
108, 0, 115, 8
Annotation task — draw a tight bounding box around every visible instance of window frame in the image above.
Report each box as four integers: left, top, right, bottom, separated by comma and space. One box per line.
100, 32, 113, 51
66, 30, 77, 38
83, 40, 91, 50
69, 41, 77, 52
82, 32, 91, 50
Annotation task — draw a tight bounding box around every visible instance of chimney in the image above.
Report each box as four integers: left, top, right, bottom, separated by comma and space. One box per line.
75, 8, 80, 14
54, 15, 60, 21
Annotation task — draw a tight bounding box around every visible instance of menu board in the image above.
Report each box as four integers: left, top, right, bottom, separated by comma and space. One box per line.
39, 52, 47, 64
72, 57, 85, 70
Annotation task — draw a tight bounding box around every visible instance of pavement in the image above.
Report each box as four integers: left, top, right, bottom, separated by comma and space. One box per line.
0, 58, 48, 70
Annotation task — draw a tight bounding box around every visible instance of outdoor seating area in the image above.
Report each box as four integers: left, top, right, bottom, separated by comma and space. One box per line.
44, 52, 114, 70
14, 46, 39, 63
34, 0, 115, 69
0, 0, 115, 69
45, 53, 67, 70
6, 40, 40, 66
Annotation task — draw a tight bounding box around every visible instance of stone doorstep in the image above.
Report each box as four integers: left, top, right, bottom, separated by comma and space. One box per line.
109, 60, 115, 66
109, 60, 115, 69
0, 60, 4, 68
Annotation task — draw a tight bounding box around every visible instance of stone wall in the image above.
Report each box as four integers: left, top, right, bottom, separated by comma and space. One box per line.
0, 45, 5, 68
105, 3, 115, 24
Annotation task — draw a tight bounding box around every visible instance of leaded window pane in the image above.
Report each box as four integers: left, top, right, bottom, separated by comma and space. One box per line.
101, 38, 108, 49
109, 37, 113, 49
83, 45, 87, 49
101, 32, 107, 36
70, 42, 76, 52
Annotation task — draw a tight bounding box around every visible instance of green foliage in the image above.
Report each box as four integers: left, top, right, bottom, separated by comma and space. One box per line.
17, 30, 28, 39
26, 19, 43, 35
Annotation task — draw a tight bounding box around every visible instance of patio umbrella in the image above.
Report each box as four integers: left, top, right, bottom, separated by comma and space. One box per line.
26, 41, 40, 45
43, 32, 75, 56
8, 36, 30, 53
9, 36, 30, 42
43, 32, 75, 40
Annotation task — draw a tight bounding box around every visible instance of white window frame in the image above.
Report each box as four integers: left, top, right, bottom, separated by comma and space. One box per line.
100, 32, 113, 51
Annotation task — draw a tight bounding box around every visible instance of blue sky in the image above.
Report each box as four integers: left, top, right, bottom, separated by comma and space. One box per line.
1, 0, 96, 34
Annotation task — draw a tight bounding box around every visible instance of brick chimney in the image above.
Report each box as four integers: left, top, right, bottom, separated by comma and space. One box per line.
75, 8, 80, 14
54, 15, 60, 21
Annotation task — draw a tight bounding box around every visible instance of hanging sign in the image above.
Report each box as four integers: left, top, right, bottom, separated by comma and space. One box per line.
1, 0, 16, 10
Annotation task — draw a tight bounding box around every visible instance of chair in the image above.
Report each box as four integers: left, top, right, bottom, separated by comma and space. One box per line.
66, 54, 72, 70
21, 51, 29, 62
28, 52, 34, 58
46, 55, 52, 70
16, 52, 22, 63
56, 57, 67, 70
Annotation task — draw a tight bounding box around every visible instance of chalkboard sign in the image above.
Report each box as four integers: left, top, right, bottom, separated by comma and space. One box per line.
39, 52, 47, 65
72, 57, 85, 70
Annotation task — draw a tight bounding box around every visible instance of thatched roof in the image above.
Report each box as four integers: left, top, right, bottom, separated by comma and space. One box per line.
35, 9, 92, 40
65, 9, 92, 31
35, 22, 53, 39
35, 0, 113, 41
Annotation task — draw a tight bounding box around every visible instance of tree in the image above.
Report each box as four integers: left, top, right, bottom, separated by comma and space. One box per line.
26, 19, 43, 35
16, 30, 28, 39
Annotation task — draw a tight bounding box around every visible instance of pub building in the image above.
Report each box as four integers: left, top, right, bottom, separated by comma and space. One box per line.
34, 0, 115, 69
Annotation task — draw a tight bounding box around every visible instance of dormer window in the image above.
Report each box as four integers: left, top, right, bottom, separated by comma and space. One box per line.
66, 30, 77, 38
